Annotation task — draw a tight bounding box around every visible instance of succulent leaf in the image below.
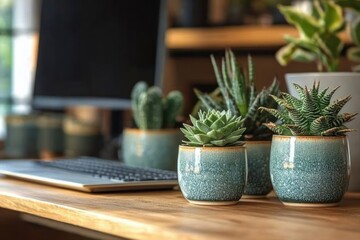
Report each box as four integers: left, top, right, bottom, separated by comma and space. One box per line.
323, 96, 351, 116
181, 110, 245, 147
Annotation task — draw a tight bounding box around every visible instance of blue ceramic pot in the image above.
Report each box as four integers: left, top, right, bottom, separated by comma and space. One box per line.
122, 128, 182, 171
37, 114, 64, 155
270, 135, 351, 207
243, 141, 272, 197
5, 115, 38, 158
63, 117, 102, 157
178, 145, 247, 205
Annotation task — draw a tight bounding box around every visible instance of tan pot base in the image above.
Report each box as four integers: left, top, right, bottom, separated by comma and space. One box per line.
282, 202, 340, 208
242, 194, 268, 199
188, 200, 239, 206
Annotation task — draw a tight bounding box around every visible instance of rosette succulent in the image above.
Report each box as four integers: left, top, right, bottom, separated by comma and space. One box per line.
180, 109, 246, 147
260, 82, 357, 136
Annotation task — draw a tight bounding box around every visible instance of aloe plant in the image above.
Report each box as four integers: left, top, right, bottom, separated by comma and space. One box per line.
181, 110, 245, 147
276, 0, 345, 72
260, 82, 357, 136
195, 49, 280, 140
131, 81, 184, 130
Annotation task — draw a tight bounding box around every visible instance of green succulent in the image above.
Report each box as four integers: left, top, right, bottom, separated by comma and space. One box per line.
194, 49, 280, 141
131, 81, 184, 130
181, 110, 246, 147
276, 0, 345, 72
260, 82, 357, 136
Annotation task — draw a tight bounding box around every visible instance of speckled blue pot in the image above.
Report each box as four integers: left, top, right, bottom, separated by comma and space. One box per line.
270, 135, 351, 207
243, 141, 272, 197
178, 145, 247, 205
122, 128, 182, 171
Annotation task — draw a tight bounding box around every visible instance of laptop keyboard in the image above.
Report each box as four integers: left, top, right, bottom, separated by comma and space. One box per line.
37, 157, 178, 182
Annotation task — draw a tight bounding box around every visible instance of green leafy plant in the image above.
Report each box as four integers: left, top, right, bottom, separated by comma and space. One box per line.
260, 81, 357, 136
181, 110, 246, 147
335, 1, 360, 70
195, 49, 280, 141
131, 81, 184, 130
276, 0, 345, 72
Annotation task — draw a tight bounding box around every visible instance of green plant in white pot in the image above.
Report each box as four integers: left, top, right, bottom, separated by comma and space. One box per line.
276, 0, 345, 72
194, 49, 280, 197
261, 82, 356, 207
122, 81, 184, 171
276, 0, 360, 191
178, 109, 247, 205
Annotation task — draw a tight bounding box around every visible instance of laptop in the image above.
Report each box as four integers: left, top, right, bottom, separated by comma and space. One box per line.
0, 157, 178, 192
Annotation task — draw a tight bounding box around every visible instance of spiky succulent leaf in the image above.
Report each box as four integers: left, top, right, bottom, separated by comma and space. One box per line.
211, 55, 239, 117
323, 96, 352, 116
263, 82, 357, 136
181, 110, 245, 147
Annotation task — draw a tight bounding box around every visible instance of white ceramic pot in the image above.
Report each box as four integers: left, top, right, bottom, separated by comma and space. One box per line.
285, 72, 360, 191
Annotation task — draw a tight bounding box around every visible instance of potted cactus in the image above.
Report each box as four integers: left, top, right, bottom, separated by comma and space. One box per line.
276, 0, 360, 191
260, 82, 356, 207
122, 81, 184, 171
195, 49, 280, 197
178, 109, 247, 205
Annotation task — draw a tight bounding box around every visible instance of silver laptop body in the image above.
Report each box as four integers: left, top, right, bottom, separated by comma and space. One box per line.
0, 159, 178, 192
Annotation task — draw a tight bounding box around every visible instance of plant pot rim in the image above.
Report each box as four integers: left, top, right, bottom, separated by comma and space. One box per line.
272, 135, 347, 140
285, 72, 360, 77
124, 128, 180, 134
179, 145, 245, 151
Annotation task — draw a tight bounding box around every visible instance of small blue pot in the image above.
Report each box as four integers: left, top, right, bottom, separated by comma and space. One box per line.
5, 115, 38, 158
122, 128, 182, 171
178, 145, 247, 205
37, 114, 64, 155
243, 141, 272, 197
270, 135, 351, 207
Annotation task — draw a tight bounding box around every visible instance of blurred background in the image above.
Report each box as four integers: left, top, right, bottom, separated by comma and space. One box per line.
0, 0, 353, 159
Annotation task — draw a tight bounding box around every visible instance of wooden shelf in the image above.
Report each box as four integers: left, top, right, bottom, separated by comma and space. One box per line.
166, 25, 351, 51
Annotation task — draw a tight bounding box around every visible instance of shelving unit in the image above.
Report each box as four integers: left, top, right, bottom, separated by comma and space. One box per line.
166, 25, 351, 51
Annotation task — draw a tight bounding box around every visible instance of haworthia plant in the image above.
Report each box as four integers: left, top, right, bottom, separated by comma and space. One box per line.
181, 109, 246, 147
194, 49, 280, 141
260, 81, 357, 136
131, 81, 184, 130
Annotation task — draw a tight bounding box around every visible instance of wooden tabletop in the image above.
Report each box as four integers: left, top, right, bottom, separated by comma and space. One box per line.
0, 176, 359, 240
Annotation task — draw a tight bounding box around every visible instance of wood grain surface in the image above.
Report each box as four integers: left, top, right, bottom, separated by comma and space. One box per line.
0, 176, 359, 240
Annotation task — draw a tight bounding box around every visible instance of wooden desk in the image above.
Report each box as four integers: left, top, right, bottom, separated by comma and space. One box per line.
0, 177, 360, 240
